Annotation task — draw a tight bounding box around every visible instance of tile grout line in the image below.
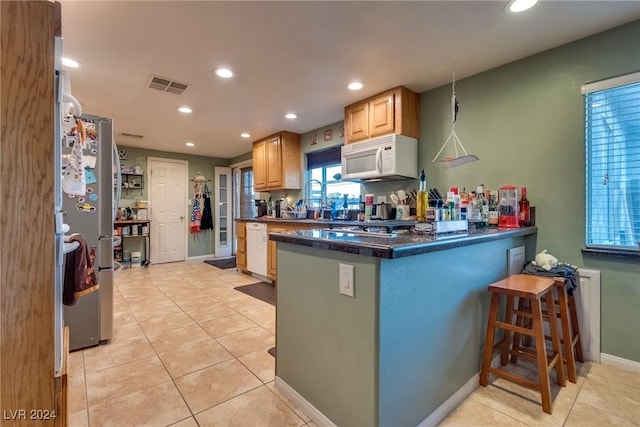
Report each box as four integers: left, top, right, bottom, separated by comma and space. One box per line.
77, 263, 292, 426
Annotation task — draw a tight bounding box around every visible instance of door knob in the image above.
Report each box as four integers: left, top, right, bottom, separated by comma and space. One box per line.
180, 216, 184, 220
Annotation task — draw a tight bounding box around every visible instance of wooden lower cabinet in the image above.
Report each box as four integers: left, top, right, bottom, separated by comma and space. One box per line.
267, 222, 320, 281
236, 220, 320, 281
236, 221, 247, 271
267, 225, 289, 280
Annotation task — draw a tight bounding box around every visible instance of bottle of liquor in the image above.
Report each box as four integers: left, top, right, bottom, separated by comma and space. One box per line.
488, 190, 499, 227
416, 169, 428, 222
473, 185, 487, 226
518, 186, 530, 226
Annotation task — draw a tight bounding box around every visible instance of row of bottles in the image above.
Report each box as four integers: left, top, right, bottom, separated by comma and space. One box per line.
415, 177, 533, 228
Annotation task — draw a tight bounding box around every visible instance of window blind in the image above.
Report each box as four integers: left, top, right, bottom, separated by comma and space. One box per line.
306, 147, 341, 170
584, 75, 640, 250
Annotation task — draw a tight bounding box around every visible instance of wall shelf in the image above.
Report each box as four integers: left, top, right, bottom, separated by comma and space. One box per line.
120, 173, 144, 190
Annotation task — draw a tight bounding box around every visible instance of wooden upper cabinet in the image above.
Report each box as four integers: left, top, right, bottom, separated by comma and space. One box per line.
344, 86, 420, 144
369, 91, 395, 138
253, 131, 301, 191
265, 135, 283, 188
253, 139, 267, 190
345, 102, 369, 142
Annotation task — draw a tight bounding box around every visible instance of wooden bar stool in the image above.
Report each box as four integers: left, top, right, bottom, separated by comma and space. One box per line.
514, 278, 584, 383
480, 274, 566, 414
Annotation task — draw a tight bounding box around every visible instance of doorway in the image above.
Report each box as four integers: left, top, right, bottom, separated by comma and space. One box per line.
147, 157, 188, 263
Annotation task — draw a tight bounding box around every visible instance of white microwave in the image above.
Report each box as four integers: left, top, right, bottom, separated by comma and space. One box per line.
341, 134, 418, 182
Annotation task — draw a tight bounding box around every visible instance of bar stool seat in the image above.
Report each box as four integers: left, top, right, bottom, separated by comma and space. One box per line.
479, 274, 566, 414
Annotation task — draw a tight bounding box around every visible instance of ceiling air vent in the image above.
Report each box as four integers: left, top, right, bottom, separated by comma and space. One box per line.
147, 75, 190, 95
118, 132, 144, 140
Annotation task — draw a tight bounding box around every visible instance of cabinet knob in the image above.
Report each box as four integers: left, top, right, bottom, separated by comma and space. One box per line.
180, 216, 184, 220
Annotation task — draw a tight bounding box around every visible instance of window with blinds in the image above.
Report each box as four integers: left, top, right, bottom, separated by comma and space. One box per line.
583, 72, 640, 251
238, 167, 255, 219
306, 148, 361, 210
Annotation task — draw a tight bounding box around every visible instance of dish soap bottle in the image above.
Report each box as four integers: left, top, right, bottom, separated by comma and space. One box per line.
417, 169, 428, 222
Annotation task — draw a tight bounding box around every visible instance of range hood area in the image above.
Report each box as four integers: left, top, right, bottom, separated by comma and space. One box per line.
340, 134, 418, 182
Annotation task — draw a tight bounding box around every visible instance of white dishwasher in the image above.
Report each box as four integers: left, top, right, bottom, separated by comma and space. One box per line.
246, 222, 268, 277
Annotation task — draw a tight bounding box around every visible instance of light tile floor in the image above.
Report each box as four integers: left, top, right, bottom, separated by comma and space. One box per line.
68, 261, 640, 426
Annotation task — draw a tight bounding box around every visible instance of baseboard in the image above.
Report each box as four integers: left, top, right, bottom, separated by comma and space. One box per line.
274, 377, 336, 427
416, 354, 503, 427
600, 353, 640, 374
187, 254, 216, 261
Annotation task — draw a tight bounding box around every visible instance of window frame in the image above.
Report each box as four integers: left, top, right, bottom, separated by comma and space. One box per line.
582, 72, 640, 256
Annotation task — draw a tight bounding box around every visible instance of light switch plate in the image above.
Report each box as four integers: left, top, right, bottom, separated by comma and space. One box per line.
339, 263, 355, 297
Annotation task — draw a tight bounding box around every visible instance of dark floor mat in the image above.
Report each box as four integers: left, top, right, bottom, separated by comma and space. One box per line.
267, 347, 276, 358
204, 257, 236, 269
233, 282, 275, 306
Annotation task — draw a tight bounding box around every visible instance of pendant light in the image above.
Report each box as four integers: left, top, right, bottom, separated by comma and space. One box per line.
432, 68, 479, 169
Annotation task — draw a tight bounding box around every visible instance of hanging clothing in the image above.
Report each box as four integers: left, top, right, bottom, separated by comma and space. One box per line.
190, 194, 202, 233
200, 184, 214, 231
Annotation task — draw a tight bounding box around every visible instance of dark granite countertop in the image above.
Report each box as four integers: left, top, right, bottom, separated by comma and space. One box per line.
236, 217, 417, 232
269, 226, 538, 259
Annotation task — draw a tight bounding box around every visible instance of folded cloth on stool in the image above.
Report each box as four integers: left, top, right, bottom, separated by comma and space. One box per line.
64, 233, 100, 306
523, 262, 579, 295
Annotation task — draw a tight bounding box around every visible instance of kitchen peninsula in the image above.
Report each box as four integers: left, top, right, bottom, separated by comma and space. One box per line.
270, 226, 537, 427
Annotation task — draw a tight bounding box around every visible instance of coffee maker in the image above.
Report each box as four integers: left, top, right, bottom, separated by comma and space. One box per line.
254, 199, 267, 218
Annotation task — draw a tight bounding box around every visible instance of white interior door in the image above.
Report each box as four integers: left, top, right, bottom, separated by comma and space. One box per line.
215, 167, 232, 257
148, 157, 188, 263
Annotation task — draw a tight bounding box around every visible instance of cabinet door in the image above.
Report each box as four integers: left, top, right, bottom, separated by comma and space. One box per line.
267, 224, 288, 280
266, 135, 282, 188
345, 102, 369, 144
236, 222, 247, 270
253, 140, 267, 191
267, 239, 277, 279
369, 91, 395, 138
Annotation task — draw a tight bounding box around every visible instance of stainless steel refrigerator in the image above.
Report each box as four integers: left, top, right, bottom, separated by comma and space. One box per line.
62, 113, 115, 351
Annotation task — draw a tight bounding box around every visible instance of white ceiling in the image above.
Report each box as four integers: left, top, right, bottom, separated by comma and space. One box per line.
60, 1, 640, 159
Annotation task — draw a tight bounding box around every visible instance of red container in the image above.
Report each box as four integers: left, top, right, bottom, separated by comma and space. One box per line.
498, 185, 519, 228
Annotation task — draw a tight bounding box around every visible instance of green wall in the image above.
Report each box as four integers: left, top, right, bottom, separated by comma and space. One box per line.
229, 150, 252, 165
117, 145, 229, 258
415, 21, 640, 362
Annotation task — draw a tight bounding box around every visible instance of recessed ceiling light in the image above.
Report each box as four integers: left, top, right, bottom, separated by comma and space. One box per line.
347, 82, 364, 90
178, 107, 192, 114
240, 133, 251, 138
285, 113, 297, 120
185, 142, 195, 147
213, 67, 234, 79
506, 0, 538, 13
62, 57, 80, 68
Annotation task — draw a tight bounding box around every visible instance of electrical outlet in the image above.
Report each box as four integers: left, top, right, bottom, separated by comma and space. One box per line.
339, 263, 355, 297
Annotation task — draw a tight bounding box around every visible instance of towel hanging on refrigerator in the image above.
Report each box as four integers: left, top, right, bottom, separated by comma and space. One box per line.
63, 233, 99, 306
62, 117, 87, 196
